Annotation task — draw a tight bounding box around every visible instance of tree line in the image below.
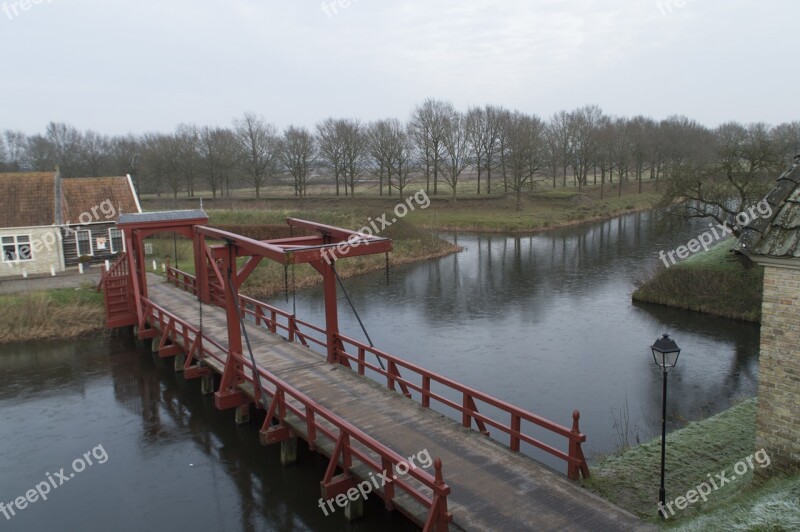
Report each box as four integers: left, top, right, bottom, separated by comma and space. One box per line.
1, 100, 798, 210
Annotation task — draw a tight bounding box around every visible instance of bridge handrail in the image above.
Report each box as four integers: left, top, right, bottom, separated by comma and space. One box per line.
335, 335, 589, 478
142, 296, 228, 368
164, 265, 589, 480
165, 264, 196, 295
140, 294, 451, 522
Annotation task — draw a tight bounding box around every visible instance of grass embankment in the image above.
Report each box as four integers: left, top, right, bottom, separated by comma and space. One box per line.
407, 188, 660, 233
632, 239, 764, 322
583, 399, 800, 530
0, 287, 105, 343
143, 181, 661, 234
147, 208, 460, 299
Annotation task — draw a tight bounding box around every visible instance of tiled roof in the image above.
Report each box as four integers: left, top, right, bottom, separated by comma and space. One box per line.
0, 172, 140, 229
734, 158, 800, 258
61, 177, 140, 223
0, 172, 55, 227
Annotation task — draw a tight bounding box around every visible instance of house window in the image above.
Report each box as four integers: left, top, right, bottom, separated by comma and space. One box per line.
2, 235, 33, 262
109, 228, 125, 253
76, 230, 93, 256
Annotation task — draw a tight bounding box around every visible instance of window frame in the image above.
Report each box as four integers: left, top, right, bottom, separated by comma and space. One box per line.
1, 234, 34, 263
75, 229, 94, 257
108, 228, 125, 254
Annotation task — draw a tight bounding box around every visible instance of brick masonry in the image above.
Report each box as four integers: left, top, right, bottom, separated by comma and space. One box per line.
756, 264, 800, 474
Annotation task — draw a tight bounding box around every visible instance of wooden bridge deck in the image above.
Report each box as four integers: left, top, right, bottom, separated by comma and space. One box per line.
147, 280, 648, 531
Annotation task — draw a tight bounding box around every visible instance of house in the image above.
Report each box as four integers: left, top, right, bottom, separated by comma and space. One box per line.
734, 154, 800, 474
0, 170, 141, 277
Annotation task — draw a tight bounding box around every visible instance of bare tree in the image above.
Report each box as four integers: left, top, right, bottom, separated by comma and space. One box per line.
612, 118, 632, 197
596, 116, 615, 199
110, 135, 143, 192
409, 98, 453, 195
316, 118, 346, 196
367, 119, 395, 196
198, 126, 237, 199
660, 122, 781, 236
773, 121, 800, 165
441, 111, 470, 201
141, 132, 169, 196
549, 110, 574, 187
234, 112, 278, 199
388, 120, 415, 196
3, 131, 28, 172
279, 126, 316, 198
341, 119, 368, 196
569, 104, 604, 191
175, 124, 201, 197
78, 130, 112, 177
495, 108, 513, 192
46, 122, 82, 177
506, 112, 546, 209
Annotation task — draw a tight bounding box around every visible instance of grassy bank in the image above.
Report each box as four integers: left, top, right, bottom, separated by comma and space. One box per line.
147, 209, 460, 299
632, 239, 764, 322
0, 287, 105, 343
407, 188, 660, 233
583, 398, 800, 529
143, 181, 661, 234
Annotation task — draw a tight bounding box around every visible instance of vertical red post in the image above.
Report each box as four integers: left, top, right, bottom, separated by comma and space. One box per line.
214, 243, 247, 410
194, 231, 209, 304
135, 230, 148, 299
312, 259, 340, 364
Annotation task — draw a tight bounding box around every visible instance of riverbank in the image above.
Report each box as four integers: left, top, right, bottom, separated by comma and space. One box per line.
632, 239, 764, 322
0, 287, 106, 343
582, 398, 800, 529
142, 182, 661, 234
407, 188, 660, 233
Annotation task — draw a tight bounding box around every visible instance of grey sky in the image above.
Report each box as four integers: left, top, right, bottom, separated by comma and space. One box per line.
1, 0, 797, 136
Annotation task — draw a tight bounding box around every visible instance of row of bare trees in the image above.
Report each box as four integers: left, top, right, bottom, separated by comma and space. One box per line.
2, 102, 798, 210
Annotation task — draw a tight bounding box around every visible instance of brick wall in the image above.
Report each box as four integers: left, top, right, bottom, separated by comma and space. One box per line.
757, 264, 800, 474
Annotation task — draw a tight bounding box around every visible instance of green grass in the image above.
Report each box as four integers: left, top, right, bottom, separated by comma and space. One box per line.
583, 398, 800, 530
405, 190, 659, 232
633, 240, 764, 322
142, 180, 661, 234
0, 287, 105, 343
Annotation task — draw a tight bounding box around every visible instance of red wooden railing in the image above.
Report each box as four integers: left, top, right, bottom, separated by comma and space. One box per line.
140, 294, 451, 530
98, 253, 137, 328
165, 265, 590, 480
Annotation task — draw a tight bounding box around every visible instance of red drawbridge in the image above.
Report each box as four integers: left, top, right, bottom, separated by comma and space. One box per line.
99, 210, 644, 531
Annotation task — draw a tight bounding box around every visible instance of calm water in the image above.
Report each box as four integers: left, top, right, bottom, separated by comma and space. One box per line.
0, 211, 760, 530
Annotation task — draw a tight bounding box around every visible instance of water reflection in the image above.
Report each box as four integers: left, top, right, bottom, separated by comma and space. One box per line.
267, 212, 760, 461
0, 338, 415, 531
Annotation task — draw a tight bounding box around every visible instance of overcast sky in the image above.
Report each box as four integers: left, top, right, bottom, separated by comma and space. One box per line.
1, 0, 797, 136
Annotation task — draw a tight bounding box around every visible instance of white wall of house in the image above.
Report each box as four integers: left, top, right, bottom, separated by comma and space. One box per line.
0, 226, 65, 277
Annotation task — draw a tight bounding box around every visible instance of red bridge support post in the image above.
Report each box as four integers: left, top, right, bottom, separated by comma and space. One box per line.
214, 242, 249, 411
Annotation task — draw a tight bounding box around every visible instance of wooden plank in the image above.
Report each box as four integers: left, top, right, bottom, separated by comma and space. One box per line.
148, 280, 649, 532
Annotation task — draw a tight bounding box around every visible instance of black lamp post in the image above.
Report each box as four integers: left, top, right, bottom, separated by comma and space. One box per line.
651, 333, 680, 519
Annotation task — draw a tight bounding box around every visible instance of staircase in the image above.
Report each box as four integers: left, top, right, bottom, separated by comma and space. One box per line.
98, 254, 137, 328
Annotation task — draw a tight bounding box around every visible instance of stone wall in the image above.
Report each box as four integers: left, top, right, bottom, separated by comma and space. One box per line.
0, 226, 65, 277
757, 264, 800, 473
